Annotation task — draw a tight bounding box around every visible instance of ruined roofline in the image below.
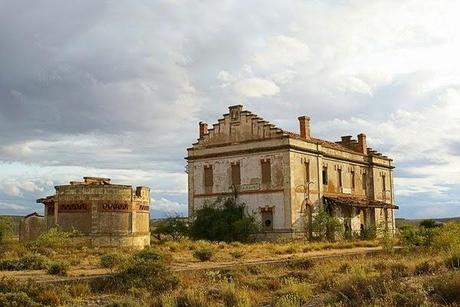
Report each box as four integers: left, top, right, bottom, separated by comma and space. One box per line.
23, 212, 44, 219
194, 105, 392, 160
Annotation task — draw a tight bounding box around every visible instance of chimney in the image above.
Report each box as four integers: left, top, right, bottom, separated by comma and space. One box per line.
357, 133, 367, 154
341, 135, 352, 145
199, 122, 208, 139
298, 116, 311, 139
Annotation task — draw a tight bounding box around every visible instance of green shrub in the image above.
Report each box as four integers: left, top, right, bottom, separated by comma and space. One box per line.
360, 225, 377, 240
219, 282, 251, 307
152, 216, 189, 241
432, 222, 460, 251
100, 252, 127, 270
0, 292, 40, 307
193, 248, 215, 261
0, 217, 13, 243
31, 228, 72, 249
133, 248, 162, 262
0, 254, 48, 271
380, 228, 396, 253
274, 279, 311, 307
175, 288, 209, 307
309, 210, 342, 242
107, 255, 178, 294
47, 261, 69, 276
190, 197, 258, 242
420, 219, 440, 228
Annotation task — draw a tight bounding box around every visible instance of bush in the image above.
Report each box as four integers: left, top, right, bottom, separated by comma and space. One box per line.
100, 252, 126, 270
309, 210, 342, 242
274, 279, 311, 307
219, 282, 251, 307
31, 228, 72, 249
152, 216, 189, 241
190, 197, 258, 242
47, 261, 69, 276
0, 292, 40, 307
445, 251, 460, 270
133, 248, 162, 262
0, 217, 13, 243
107, 254, 178, 294
360, 225, 377, 240
432, 222, 460, 251
193, 248, 215, 261
0, 254, 48, 271
420, 219, 440, 228
429, 272, 460, 304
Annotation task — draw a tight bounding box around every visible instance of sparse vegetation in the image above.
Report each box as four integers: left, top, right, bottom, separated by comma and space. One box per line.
0, 220, 459, 306
152, 216, 189, 241
190, 197, 259, 242
29, 227, 72, 249
47, 261, 69, 276
193, 248, 215, 261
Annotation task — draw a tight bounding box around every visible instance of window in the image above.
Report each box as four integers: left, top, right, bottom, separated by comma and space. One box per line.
337, 169, 342, 187
204, 165, 213, 187
382, 174, 386, 192
231, 162, 241, 186
261, 160, 271, 184
362, 172, 367, 191
351, 170, 355, 189
322, 166, 328, 185
304, 161, 310, 183
261, 207, 273, 231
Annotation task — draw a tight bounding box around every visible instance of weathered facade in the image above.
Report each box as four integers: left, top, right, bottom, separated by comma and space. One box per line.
35, 177, 150, 248
187, 105, 398, 239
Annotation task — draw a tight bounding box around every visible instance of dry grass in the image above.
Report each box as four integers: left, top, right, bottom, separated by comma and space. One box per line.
1, 235, 460, 306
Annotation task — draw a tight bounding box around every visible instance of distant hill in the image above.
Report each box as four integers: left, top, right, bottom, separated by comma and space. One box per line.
396, 217, 460, 228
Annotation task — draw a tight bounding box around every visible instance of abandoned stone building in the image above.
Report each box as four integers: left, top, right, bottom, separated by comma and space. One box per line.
187, 105, 398, 239
19, 212, 46, 242
29, 177, 151, 248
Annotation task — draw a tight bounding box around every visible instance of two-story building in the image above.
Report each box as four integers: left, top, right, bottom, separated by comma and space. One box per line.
186, 105, 397, 239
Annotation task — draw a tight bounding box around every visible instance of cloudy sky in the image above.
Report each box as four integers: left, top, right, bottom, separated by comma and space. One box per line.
1, 0, 459, 219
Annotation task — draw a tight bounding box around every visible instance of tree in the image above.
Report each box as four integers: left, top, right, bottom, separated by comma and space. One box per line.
419, 219, 440, 229
309, 210, 342, 242
0, 217, 12, 243
152, 216, 189, 241
190, 197, 258, 242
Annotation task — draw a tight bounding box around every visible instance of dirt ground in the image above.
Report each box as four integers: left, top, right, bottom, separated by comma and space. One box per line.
0, 246, 385, 283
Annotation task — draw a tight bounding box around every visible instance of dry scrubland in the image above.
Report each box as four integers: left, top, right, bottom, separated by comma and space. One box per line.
0, 222, 459, 306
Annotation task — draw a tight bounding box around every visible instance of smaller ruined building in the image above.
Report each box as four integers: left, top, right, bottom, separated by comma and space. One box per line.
19, 212, 45, 241
32, 177, 150, 248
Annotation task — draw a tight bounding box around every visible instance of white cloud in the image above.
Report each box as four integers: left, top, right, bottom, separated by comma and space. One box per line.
151, 197, 187, 216
233, 77, 280, 98
254, 35, 311, 69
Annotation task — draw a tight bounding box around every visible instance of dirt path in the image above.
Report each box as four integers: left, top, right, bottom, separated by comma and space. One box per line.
0, 246, 391, 284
